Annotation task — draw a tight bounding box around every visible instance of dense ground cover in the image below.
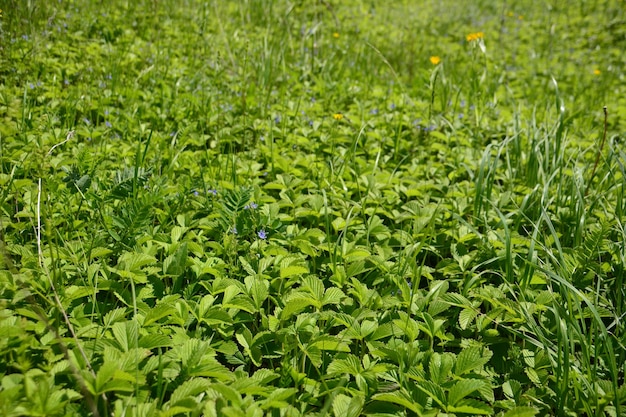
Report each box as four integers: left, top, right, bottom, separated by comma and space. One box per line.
1, 0, 625, 415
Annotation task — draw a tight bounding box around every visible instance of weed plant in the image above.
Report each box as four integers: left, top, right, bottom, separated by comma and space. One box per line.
0, 1, 625, 416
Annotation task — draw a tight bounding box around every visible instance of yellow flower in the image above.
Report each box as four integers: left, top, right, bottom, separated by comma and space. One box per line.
333, 32, 340, 39
593, 69, 601, 75
430, 56, 441, 65
0, 8, 3, 18
332, 113, 343, 120
466, 32, 484, 42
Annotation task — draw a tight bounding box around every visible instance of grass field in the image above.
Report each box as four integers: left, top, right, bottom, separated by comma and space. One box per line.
0, 1, 625, 416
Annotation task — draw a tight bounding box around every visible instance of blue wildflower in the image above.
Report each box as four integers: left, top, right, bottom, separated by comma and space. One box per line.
258, 229, 267, 239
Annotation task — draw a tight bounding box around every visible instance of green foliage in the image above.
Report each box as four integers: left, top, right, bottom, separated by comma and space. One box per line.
0, 0, 625, 416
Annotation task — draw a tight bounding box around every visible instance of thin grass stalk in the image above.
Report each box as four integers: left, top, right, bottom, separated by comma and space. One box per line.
586, 106, 608, 197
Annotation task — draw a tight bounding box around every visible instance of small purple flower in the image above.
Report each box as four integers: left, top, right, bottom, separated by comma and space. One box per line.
22, 34, 29, 41
106, 74, 112, 80
208, 189, 217, 195
83, 118, 91, 126
105, 121, 112, 128
258, 229, 267, 239
104, 109, 110, 116
390, 103, 396, 110
231, 226, 238, 235
250, 202, 258, 209
460, 100, 466, 108
29, 83, 35, 89
370, 108, 379, 115
458, 113, 464, 119
274, 115, 281, 124
64, 79, 70, 86
193, 190, 199, 196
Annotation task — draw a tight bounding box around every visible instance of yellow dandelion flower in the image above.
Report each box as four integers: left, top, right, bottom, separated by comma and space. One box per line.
332, 113, 343, 120
466, 32, 484, 42
518, 15, 524, 20
430, 56, 441, 65
593, 69, 601, 75
333, 32, 340, 39
507, 11, 514, 17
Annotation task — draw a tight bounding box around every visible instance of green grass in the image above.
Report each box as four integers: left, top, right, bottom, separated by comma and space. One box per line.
0, 0, 625, 416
